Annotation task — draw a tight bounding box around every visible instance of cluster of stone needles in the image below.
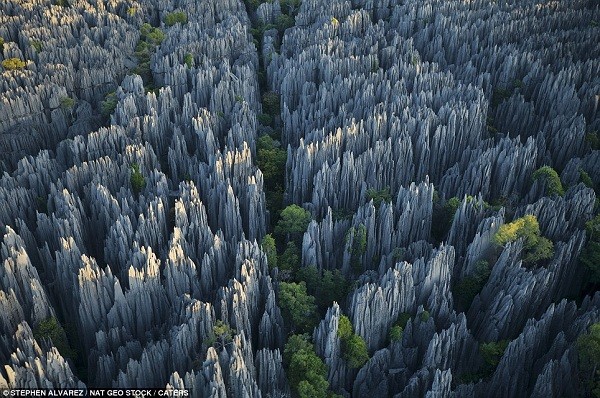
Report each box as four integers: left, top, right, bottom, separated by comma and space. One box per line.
0, 0, 599, 396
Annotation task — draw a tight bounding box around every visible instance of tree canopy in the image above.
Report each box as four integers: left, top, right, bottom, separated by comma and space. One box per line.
577, 323, 600, 397
261, 234, 278, 269
34, 317, 77, 359
493, 215, 554, 266
279, 281, 317, 333
284, 334, 334, 398
532, 166, 565, 196
275, 204, 311, 241
337, 315, 369, 368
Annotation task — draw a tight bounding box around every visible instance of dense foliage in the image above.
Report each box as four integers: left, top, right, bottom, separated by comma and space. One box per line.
33, 317, 76, 360
2, 58, 26, 70
337, 315, 369, 368
493, 215, 554, 266
577, 323, 600, 397
164, 11, 188, 26
284, 334, 334, 398
532, 166, 565, 196
279, 281, 317, 333
130, 163, 146, 195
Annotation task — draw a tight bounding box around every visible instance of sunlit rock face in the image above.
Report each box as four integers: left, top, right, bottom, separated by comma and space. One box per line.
0, 0, 598, 396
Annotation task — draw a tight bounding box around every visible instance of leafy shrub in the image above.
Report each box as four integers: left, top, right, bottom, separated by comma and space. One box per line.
262, 91, 280, 116
454, 260, 491, 311
577, 323, 600, 397
2, 58, 26, 70
261, 234, 278, 269
257, 113, 273, 127
493, 215, 554, 265
586, 132, 600, 150
165, 11, 188, 27
279, 281, 317, 333
130, 163, 146, 195
480, 340, 509, 373
205, 320, 236, 349
337, 315, 369, 368
183, 53, 194, 68
389, 325, 403, 342
34, 317, 77, 359
275, 204, 311, 242
366, 187, 392, 208
347, 224, 367, 274
297, 265, 349, 311
30, 40, 42, 53
100, 91, 117, 118
60, 97, 75, 109
284, 334, 331, 398
581, 216, 600, 284
532, 166, 564, 196
580, 169, 594, 189
431, 196, 461, 242
275, 14, 295, 33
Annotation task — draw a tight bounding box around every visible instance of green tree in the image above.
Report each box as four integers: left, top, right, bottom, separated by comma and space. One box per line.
100, 91, 117, 118
337, 315, 353, 341
493, 215, 554, 266
389, 325, 403, 342
347, 224, 367, 274
140, 23, 165, 46
206, 320, 235, 349
275, 14, 295, 33
454, 260, 491, 311
262, 91, 280, 116
165, 11, 188, 26
480, 340, 509, 375
297, 265, 349, 311
2, 58, 26, 70
366, 187, 392, 208
580, 169, 594, 189
577, 323, 600, 397
34, 317, 77, 359
261, 234, 278, 269
60, 97, 75, 109
532, 166, 565, 196
389, 313, 412, 343
283, 334, 336, 397
183, 53, 194, 68
287, 342, 329, 397
257, 134, 287, 190
279, 282, 317, 333
283, 334, 313, 364
275, 204, 311, 242
431, 196, 461, 242
130, 163, 146, 195
343, 334, 369, 368
279, 241, 300, 274
581, 215, 600, 283
337, 315, 369, 368
30, 40, 42, 53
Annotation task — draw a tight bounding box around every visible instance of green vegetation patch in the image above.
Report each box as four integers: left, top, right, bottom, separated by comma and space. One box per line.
2, 58, 27, 71
279, 281, 317, 333
165, 11, 188, 27
493, 214, 554, 266
532, 166, 564, 196
130, 163, 146, 195
34, 317, 77, 359
337, 315, 369, 368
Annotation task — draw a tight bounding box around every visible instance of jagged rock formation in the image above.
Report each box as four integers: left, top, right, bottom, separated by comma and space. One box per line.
0, 0, 598, 396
